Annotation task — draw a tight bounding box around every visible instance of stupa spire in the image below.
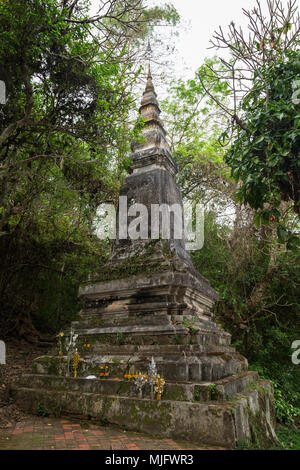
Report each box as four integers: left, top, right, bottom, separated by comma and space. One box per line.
145, 62, 154, 92
139, 62, 160, 116
131, 62, 173, 165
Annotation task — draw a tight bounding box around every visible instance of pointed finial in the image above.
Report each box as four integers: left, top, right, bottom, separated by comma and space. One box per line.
145, 39, 152, 80
145, 61, 155, 94
146, 39, 152, 62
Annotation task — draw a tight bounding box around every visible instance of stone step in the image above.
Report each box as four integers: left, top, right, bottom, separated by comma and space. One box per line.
72, 314, 173, 329
47, 342, 239, 360
59, 325, 232, 348
32, 349, 248, 382
78, 301, 190, 318
52, 343, 237, 355
11, 380, 277, 448
18, 371, 259, 402
73, 313, 219, 333
89, 343, 237, 355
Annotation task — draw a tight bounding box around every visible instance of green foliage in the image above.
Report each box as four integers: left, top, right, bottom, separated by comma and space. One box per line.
238, 425, 300, 450
37, 402, 50, 417
224, 50, 300, 220
162, 53, 300, 428
273, 383, 300, 425
272, 426, 300, 450
182, 316, 197, 334
0, 0, 178, 338
191, 211, 300, 425
143, 3, 180, 29
208, 383, 220, 400
161, 58, 231, 201
158, 37, 300, 425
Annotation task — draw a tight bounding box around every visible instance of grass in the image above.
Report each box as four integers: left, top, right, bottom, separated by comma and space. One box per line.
270, 425, 300, 450
236, 424, 300, 450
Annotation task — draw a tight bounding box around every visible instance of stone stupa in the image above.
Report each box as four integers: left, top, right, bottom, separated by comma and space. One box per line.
12, 66, 277, 449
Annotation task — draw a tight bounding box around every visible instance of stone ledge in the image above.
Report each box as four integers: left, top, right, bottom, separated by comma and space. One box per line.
79, 270, 218, 303
32, 350, 247, 382
11, 380, 277, 449
18, 370, 259, 402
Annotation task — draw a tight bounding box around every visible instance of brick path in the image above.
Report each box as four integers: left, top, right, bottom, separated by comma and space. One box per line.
0, 417, 226, 450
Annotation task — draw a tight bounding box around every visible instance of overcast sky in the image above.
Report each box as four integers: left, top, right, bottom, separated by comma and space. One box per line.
168, 0, 260, 77
89, 0, 264, 77
89, 0, 296, 86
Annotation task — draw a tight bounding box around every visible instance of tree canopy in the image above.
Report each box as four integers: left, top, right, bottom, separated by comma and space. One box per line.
0, 0, 178, 339
198, 0, 300, 229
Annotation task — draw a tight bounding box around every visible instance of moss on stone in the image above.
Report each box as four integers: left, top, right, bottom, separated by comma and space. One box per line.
111, 358, 121, 365
245, 407, 276, 449
88, 240, 175, 283
34, 356, 61, 375
208, 407, 224, 418
78, 332, 131, 346
163, 385, 187, 402
90, 318, 105, 327
208, 383, 221, 400
130, 399, 172, 433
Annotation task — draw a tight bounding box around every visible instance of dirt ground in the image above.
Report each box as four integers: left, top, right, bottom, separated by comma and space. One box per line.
0, 339, 52, 429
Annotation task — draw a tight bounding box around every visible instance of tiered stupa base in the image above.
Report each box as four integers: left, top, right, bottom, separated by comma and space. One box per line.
12, 263, 277, 449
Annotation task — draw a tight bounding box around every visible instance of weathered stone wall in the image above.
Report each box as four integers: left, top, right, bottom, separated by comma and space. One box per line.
12, 379, 277, 449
